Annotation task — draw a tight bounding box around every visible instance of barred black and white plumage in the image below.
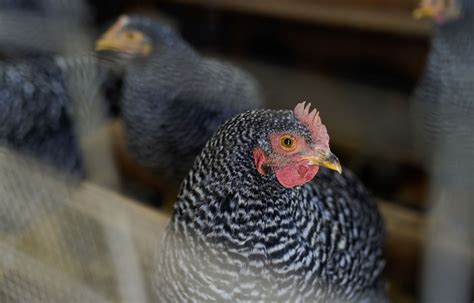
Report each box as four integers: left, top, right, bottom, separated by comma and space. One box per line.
98, 16, 263, 183
155, 107, 386, 302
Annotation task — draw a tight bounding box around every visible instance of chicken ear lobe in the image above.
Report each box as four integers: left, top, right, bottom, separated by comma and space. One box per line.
253, 148, 267, 175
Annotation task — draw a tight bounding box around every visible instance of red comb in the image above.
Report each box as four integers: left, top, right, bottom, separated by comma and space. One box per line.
294, 101, 329, 149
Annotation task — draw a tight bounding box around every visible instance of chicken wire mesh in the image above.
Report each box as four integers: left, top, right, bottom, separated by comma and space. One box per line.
0, 0, 473, 302
0, 1, 157, 302
0, 147, 164, 302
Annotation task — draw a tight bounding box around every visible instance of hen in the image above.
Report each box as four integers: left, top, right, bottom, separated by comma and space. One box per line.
413, 0, 474, 181
413, 1, 473, 301
155, 102, 386, 302
96, 15, 263, 184
0, 0, 120, 175
0, 54, 117, 175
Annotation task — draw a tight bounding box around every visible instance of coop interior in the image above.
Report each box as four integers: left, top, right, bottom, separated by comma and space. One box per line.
0, 0, 472, 302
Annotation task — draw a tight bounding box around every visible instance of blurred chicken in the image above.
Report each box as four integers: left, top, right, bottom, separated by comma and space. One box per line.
413, 1, 474, 302
412, 0, 473, 183
0, 0, 125, 175
0, 54, 116, 175
96, 15, 263, 194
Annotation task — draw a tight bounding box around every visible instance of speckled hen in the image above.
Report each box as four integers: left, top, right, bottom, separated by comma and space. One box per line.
155, 102, 386, 302
96, 15, 263, 182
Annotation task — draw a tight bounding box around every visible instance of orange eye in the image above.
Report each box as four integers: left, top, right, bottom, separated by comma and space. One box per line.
279, 135, 297, 151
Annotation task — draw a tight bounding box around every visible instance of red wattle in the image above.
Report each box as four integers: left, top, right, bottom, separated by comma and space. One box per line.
274, 163, 319, 188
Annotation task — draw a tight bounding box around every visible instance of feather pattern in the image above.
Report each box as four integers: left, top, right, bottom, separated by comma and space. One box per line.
0, 54, 117, 175
155, 109, 386, 302
118, 16, 263, 182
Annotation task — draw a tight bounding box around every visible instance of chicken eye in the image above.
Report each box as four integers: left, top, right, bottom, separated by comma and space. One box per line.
280, 135, 296, 151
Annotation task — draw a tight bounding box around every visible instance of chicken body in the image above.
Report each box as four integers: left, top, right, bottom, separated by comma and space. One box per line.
413, 2, 474, 301
155, 109, 385, 302
0, 54, 115, 175
0, 55, 82, 174
414, 0, 474, 181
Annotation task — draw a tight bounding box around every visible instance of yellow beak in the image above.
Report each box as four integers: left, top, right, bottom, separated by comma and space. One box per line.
95, 38, 119, 51
413, 6, 436, 19
302, 150, 342, 174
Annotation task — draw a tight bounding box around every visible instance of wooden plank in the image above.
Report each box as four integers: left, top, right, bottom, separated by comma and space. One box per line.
158, 0, 432, 36
380, 200, 425, 294
72, 182, 170, 231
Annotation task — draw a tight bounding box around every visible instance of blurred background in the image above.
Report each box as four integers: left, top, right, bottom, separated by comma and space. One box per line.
0, 0, 472, 302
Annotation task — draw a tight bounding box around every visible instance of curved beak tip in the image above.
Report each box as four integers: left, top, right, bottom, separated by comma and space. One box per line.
303, 151, 342, 174
322, 157, 342, 174
335, 163, 343, 174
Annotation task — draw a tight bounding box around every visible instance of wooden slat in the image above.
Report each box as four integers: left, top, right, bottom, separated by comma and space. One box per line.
158, 0, 432, 36
72, 182, 170, 230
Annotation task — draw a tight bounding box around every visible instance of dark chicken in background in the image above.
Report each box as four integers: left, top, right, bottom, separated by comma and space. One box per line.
155, 102, 386, 302
412, 0, 474, 301
0, 54, 124, 176
0, 0, 126, 177
96, 15, 263, 203
0, 0, 80, 175
0, 56, 83, 175
413, 0, 474, 182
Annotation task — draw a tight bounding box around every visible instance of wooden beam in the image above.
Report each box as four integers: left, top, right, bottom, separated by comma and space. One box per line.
158, 0, 432, 36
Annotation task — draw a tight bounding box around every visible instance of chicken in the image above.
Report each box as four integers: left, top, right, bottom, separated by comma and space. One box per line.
0, 0, 124, 175
0, 54, 117, 175
96, 15, 263, 185
412, 0, 474, 180
0, 55, 82, 174
412, 1, 473, 301
154, 102, 386, 302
